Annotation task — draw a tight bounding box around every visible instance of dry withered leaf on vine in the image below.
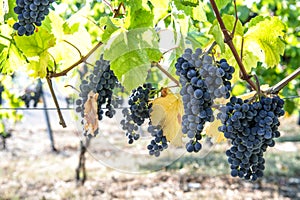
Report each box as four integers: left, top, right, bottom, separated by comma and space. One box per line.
150, 90, 184, 147
84, 91, 99, 136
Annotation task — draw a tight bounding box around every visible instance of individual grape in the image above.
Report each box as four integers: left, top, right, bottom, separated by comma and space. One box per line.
218, 95, 285, 180
17, 26, 26, 36
13, 0, 55, 36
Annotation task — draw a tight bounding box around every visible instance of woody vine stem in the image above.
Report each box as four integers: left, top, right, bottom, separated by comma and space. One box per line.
209, 0, 300, 95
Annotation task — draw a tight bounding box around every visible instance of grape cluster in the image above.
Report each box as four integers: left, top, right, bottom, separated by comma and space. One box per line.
147, 125, 168, 157
120, 108, 140, 144
218, 96, 285, 180
120, 83, 154, 144
175, 48, 214, 152
128, 83, 154, 126
94, 58, 119, 119
75, 54, 120, 136
13, 0, 55, 36
200, 58, 235, 99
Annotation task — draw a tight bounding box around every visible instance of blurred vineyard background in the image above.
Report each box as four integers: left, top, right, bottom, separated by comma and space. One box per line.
0, 78, 299, 199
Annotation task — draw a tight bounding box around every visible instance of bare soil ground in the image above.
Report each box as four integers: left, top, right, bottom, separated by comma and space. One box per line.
0, 114, 300, 200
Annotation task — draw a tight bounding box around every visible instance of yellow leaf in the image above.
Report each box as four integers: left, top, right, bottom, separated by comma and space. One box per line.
203, 118, 226, 143
150, 91, 184, 147
84, 91, 99, 136
7, 18, 16, 26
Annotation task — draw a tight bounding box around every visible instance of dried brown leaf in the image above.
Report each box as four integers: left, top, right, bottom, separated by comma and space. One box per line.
84, 91, 99, 136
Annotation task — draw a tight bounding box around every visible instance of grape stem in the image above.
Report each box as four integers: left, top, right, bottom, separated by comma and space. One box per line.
152, 62, 180, 86
162, 45, 179, 55
253, 74, 261, 100
0, 34, 12, 42
49, 41, 103, 78
102, 0, 114, 13
64, 84, 80, 93
231, 0, 238, 38
209, 0, 258, 91
46, 77, 67, 128
207, 41, 217, 54
265, 66, 300, 94
63, 40, 83, 58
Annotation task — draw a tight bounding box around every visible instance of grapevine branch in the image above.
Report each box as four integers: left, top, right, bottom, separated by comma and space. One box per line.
113, 2, 125, 18
46, 41, 103, 128
265, 66, 300, 94
49, 41, 103, 78
46, 77, 66, 128
209, 0, 258, 91
153, 62, 180, 86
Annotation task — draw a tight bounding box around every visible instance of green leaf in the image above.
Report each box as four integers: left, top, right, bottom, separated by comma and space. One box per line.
173, 0, 207, 22
44, 12, 64, 39
247, 16, 266, 28
4, 0, 16, 21
209, 14, 244, 52
242, 50, 259, 72
63, 22, 80, 35
222, 14, 244, 36
175, 13, 189, 37
0, 44, 26, 74
180, 0, 199, 7
149, 0, 170, 23
14, 28, 56, 57
244, 17, 286, 67
119, 63, 150, 91
0, 43, 6, 52
0, 48, 9, 72
222, 36, 259, 81
237, 6, 250, 23
27, 52, 50, 78
124, 0, 154, 29
192, 1, 207, 22
99, 16, 120, 42
284, 99, 295, 115
209, 20, 225, 53
103, 28, 162, 91
215, 0, 231, 9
